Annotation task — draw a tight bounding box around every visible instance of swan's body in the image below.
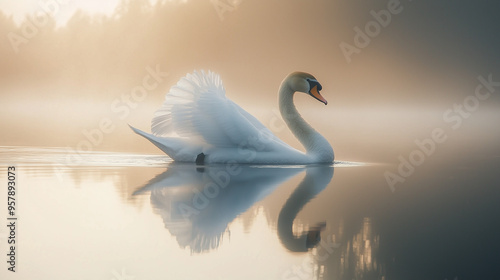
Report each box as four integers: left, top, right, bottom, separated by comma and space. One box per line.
130, 71, 334, 164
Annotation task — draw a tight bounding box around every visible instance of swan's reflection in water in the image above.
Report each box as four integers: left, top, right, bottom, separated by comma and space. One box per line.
133, 163, 385, 279
133, 164, 332, 253
278, 166, 333, 252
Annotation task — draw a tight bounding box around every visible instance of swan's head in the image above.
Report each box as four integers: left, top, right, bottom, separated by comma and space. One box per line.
287, 72, 328, 105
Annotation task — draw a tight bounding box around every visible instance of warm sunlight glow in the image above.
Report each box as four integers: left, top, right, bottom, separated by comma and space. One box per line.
1, 1, 499, 279
0, 0, 125, 26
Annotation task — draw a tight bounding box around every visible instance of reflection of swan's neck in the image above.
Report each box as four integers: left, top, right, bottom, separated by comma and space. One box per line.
279, 84, 333, 161
278, 167, 334, 252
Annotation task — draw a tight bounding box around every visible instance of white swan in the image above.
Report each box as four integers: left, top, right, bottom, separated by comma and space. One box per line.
130, 71, 334, 164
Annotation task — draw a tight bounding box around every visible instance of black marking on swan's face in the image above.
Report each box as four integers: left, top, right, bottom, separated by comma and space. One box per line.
306, 78, 327, 105
306, 78, 322, 92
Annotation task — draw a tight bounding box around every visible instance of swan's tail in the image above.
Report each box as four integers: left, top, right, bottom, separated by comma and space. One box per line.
129, 125, 200, 162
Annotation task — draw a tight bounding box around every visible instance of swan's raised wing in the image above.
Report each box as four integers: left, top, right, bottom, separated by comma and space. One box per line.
151, 70, 291, 151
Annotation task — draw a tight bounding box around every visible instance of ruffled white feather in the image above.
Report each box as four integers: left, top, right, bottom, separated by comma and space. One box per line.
150, 70, 288, 150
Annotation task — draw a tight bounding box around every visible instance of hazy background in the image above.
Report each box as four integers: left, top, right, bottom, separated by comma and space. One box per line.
1, 0, 499, 162
1, 2, 500, 279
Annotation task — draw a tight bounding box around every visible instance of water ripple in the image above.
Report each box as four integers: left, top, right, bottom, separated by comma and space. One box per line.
0, 146, 172, 167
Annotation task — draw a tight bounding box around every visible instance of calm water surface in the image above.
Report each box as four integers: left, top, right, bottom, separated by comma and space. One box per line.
0, 146, 499, 280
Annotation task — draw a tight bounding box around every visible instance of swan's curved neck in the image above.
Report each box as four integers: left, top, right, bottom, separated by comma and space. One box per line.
279, 84, 333, 161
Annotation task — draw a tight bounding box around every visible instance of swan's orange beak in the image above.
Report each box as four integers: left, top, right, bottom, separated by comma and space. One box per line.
309, 85, 328, 105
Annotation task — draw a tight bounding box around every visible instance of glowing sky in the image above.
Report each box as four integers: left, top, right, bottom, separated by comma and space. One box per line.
0, 0, 130, 25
